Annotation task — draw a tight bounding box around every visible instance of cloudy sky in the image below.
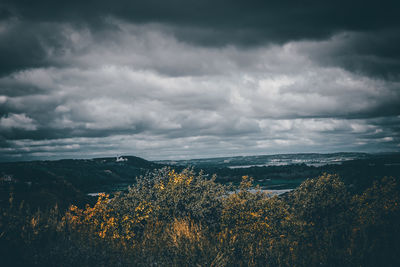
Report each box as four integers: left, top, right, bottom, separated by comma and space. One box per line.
0, 0, 399, 161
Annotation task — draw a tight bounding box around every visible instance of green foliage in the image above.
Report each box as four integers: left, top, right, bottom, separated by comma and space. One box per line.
0, 168, 399, 266
350, 176, 400, 266
111, 168, 228, 228
220, 182, 302, 266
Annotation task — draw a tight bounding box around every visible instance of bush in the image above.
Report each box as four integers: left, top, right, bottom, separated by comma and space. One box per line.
1, 169, 399, 266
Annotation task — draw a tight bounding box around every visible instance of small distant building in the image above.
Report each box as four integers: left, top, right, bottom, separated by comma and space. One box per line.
116, 156, 128, 162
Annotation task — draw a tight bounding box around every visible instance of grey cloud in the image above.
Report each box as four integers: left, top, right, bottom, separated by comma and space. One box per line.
0, 19, 71, 76
0, 4, 399, 161
0, 113, 37, 130
2, 116, 399, 162
1, 0, 400, 78
296, 31, 400, 79
1, 29, 399, 145
2, 0, 399, 43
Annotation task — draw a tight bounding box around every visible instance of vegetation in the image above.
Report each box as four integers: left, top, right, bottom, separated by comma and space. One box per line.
1, 168, 399, 266
1, 153, 399, 210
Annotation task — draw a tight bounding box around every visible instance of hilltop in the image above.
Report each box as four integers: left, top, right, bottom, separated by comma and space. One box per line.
0, 156, 163, 209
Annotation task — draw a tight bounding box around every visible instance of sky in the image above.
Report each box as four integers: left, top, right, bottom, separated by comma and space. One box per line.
0, 0, 400, 161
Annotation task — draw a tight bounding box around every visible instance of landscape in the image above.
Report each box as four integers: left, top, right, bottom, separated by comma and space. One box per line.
1, 152, 400, 266
1, 0, 400, 266
2, 152, 400, 204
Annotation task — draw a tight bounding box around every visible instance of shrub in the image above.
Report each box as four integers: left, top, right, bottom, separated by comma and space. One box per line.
1, 169, 399, 266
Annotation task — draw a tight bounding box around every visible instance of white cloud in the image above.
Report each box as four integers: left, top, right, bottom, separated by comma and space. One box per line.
0, 113, 37, 131
0, 95, 7, 104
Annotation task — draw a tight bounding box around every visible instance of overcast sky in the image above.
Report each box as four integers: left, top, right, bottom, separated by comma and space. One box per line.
0, 0, 399, 161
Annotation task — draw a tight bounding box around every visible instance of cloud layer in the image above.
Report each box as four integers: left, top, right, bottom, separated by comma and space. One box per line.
0, 1, 399, 161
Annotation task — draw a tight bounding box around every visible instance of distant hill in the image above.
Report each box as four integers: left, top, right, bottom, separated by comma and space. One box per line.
155, 152, 371, 168
156, 152, 400, 191
0, 156, 164, 209
1, 153, 399, 209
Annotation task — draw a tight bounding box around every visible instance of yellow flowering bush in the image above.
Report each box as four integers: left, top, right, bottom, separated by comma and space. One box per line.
1, 168, 399, 266
219, 176, 302, 266
64, 193, 152, 246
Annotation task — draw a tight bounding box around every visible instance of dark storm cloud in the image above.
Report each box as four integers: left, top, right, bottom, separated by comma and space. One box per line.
1, 0, 400, 161
0, 20, 57, 76
3, 0, 399, 40
0, 18, 92, 77
296, 30, 400, 79
1, 0, 400, 76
